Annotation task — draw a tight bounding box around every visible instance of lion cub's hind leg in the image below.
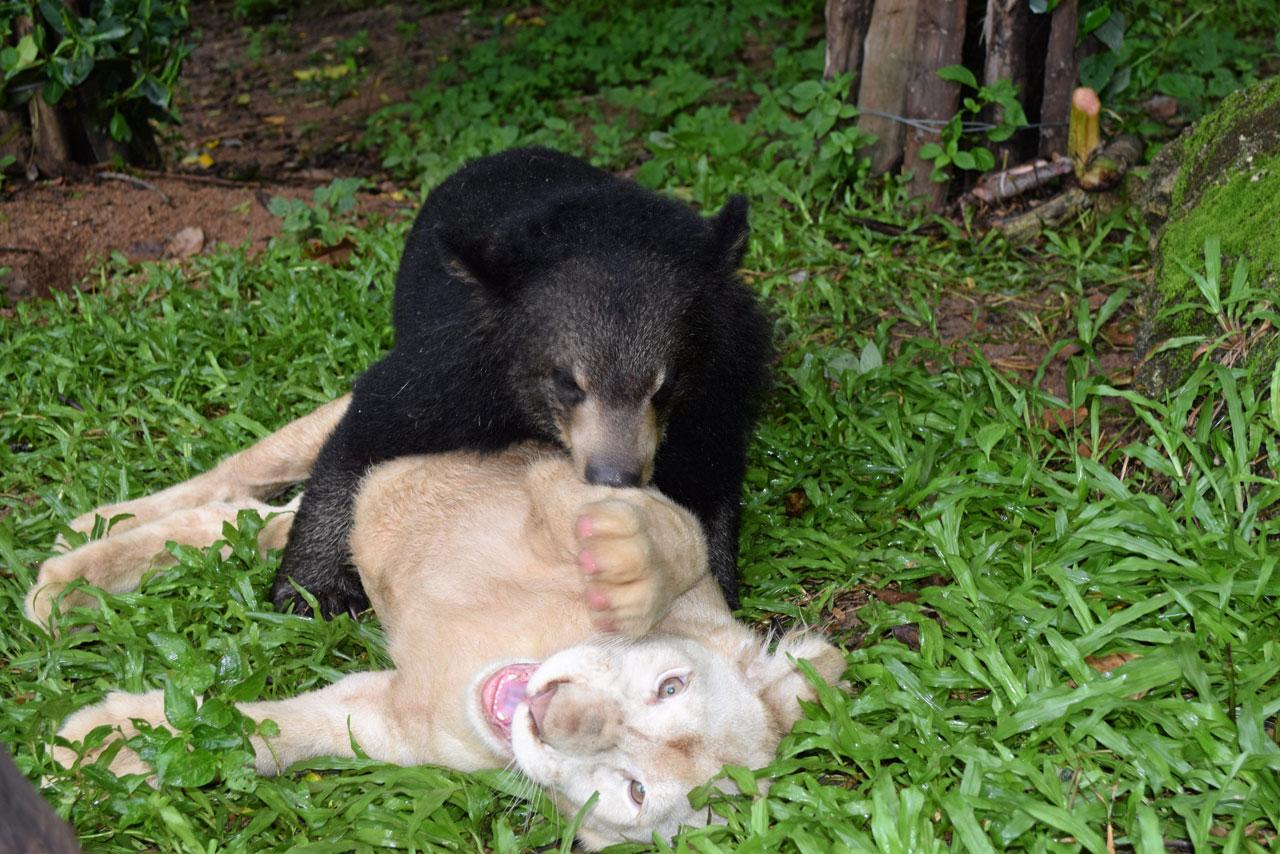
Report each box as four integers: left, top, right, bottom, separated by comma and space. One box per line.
30, 396, 351, 629
61, 395, 350, 541
26, 498, 294, 630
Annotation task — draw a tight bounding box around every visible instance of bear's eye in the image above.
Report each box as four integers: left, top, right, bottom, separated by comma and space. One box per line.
628, 779, 646, 806
651, 372, 676, 407
551, 368, 585, 407
656, 674, 686, 699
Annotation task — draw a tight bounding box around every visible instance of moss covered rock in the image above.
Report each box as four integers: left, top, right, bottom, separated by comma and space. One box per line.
1135, 75, 1280, 395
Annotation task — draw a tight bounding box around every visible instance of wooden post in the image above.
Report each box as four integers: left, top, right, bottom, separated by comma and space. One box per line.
901, 0, 967, 210
982, 0, 1028, 168
823, 0, 875, 86
855, 0, 919, 175
16, 14, 74, 173
1068, 86, 1101, 177
1039, 0, 1079, 157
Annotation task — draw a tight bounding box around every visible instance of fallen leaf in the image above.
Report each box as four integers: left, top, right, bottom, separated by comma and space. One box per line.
293, 64, 351, 82
1085, 652, 1147, 699
262, 115, 287, 126
1042, 406, 1087, 433
1085, 652, 1139, 675
889, 623, 920, 650
305, 237, 356, 266
783, 488, 808, 517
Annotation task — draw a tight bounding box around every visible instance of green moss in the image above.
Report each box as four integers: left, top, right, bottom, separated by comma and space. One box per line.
1158, 149, 1280, 305
1137, 77, 1280, 395
1170, 75, 1280, 211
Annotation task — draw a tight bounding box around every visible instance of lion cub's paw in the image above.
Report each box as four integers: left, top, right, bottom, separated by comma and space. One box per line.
25, 551, 96, 629
54, 691, 166, 775
575, 497, 667, 636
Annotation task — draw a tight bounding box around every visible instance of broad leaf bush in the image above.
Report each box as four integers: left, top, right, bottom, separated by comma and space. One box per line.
0, 0, 190, 159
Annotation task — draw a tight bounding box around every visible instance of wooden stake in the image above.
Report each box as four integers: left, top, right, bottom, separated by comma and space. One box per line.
855, 0, 920, 175
16, 14, 74, 173
901, 0, 967, 210
1039, 0, 1079, 157
823, 0, 875, 88
1069, 87, 1101, 178
982, 0, 1028, 167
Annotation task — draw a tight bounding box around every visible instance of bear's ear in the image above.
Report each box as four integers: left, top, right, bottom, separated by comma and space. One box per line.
432, 222, 512, 293
741, 631, 845, 734
709, 194, 750, 272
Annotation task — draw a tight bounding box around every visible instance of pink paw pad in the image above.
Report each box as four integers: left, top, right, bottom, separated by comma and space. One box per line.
585, 586, 610, 611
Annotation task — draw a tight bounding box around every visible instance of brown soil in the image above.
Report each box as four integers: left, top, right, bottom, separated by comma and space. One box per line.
0, 1, 468, 301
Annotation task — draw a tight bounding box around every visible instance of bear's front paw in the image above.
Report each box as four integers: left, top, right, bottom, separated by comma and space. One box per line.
270, 571, 370, 620
575, 497, 668, 636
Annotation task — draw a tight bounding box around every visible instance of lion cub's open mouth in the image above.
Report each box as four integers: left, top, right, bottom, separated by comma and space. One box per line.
479, 662, 540, 744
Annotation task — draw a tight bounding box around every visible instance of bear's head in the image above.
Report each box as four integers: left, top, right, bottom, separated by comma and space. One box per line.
435, 189, 759, 488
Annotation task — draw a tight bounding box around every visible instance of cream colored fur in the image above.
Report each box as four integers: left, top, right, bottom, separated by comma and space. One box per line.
31, 400, 845, 848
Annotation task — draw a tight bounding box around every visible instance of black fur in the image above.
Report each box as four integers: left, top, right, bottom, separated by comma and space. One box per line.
0, 745, 80, 853
273, 147, 771, 615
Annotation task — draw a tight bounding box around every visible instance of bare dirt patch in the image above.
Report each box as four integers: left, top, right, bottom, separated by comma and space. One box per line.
0, 175, 303, 301
0, 1, 467, 300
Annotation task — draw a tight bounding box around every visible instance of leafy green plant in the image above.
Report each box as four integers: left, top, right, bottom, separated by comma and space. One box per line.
916, 65, 1028, 180
1078, 0, 1280, 126
268, 177, 366, 244
1157, 235, 1280, 368
0, 0, 191, 161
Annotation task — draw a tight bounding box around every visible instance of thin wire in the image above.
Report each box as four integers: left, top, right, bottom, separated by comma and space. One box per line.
858, 107, 1069, 135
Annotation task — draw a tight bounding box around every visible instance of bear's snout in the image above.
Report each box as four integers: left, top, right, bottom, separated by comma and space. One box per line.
585, 462, 643, 488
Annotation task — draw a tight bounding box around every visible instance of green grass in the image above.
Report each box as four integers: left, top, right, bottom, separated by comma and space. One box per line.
4, 0, 1280, 851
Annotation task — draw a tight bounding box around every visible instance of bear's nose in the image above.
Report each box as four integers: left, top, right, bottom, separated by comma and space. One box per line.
584, 463, 642, 488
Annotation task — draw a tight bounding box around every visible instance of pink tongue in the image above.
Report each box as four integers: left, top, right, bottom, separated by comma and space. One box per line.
485, 663, 540, 738
494, 670, 530, 720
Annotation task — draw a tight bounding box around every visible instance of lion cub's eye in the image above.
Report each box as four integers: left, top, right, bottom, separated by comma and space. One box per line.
656, 674, 686, 699
628, 779, 646, 806
551, 368, 585, 407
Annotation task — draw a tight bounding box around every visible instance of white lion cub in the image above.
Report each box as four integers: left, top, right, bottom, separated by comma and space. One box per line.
29, 397, 844, 849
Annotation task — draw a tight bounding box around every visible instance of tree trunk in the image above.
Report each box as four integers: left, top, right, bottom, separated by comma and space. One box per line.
16, 14, 75, 173
823, 0, 875, 87
982, 0, 1028, 168
855, 0, 919, 175
901, 0, 967, 210
1039, 0, 1079, 158
0, 109, 28, 164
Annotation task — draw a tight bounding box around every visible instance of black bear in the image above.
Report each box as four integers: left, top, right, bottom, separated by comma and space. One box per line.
273, 147, 771, 616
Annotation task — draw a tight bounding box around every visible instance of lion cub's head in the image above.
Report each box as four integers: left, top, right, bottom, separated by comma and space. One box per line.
471, 631, 845, 848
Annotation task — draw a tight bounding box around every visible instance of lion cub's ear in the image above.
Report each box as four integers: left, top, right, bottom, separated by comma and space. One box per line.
742, 632, 845, 734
